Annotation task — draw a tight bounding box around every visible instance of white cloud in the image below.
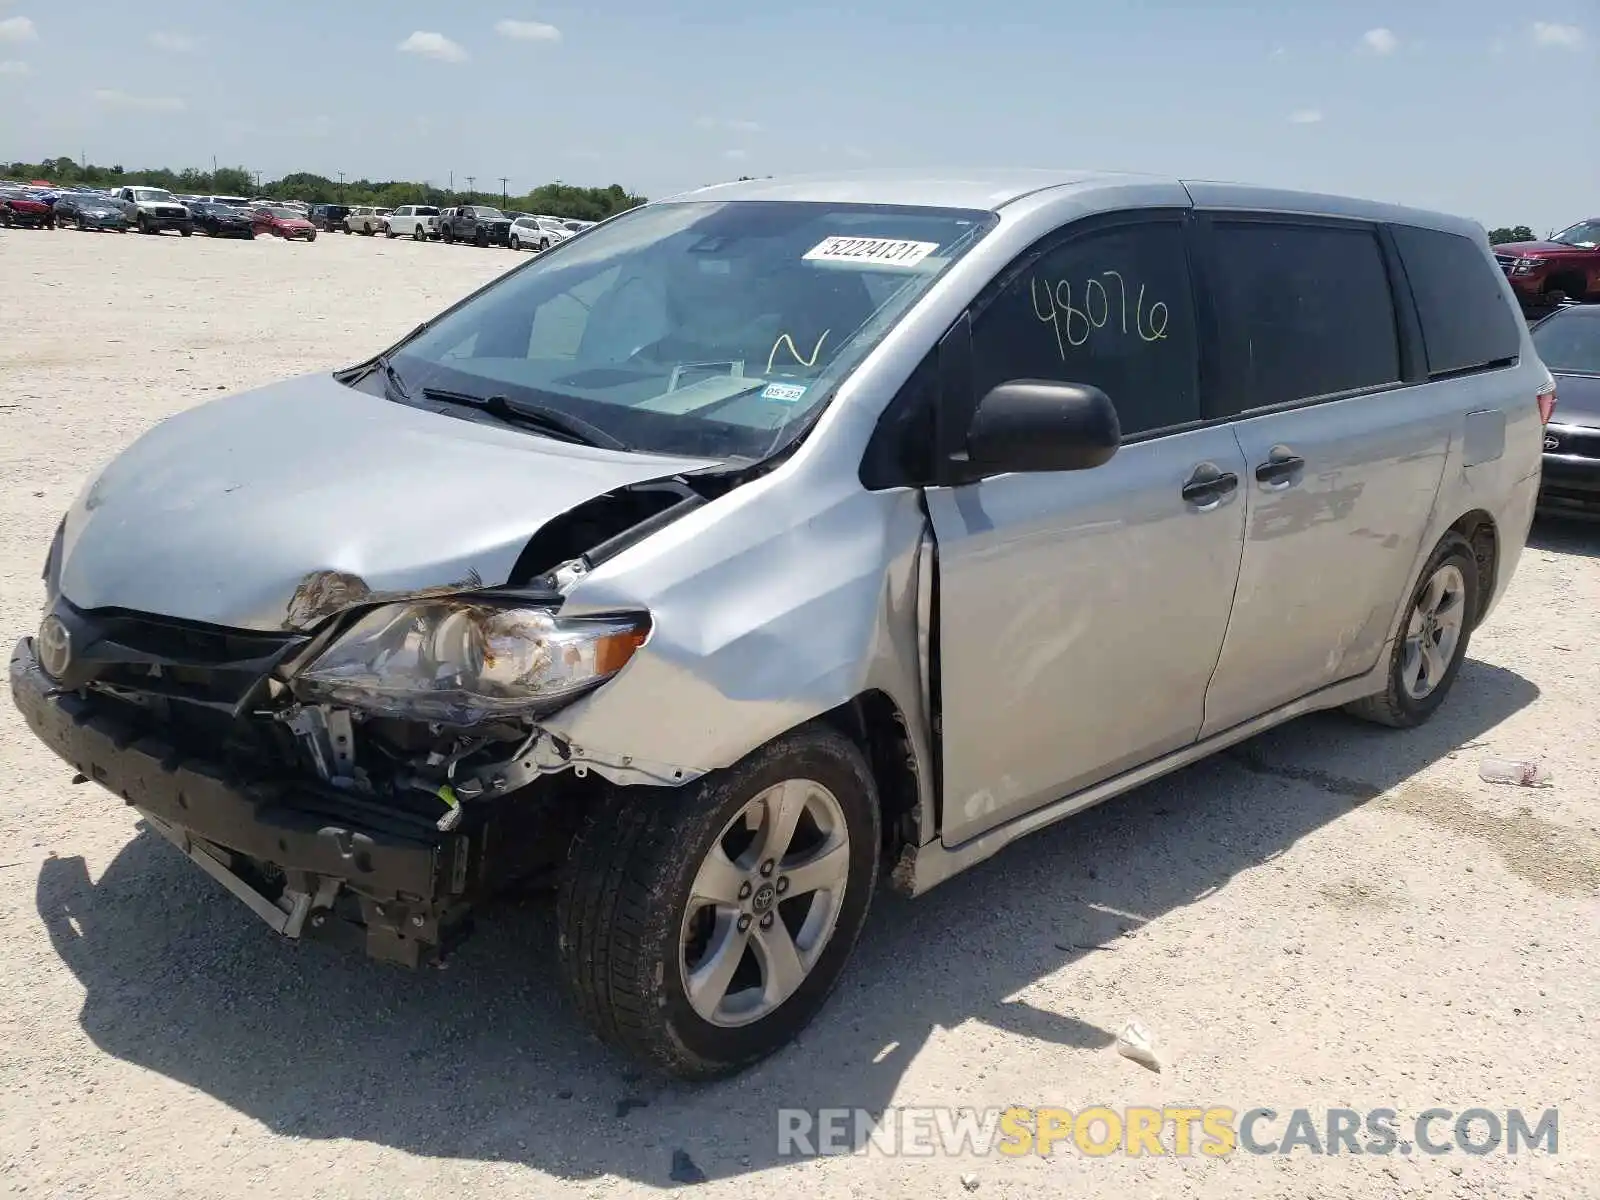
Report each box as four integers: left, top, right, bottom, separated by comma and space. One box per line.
92, 88, 185, 113
0, 58, 29, 75
398, 31, 468, 62
495, 18, 560, 42
1361, 27, 1399, 55
0, 15, 38, 43
1288, 108, 1324, 124
723, 149, 749, 160
697, 116, 762, 132
1531, 21, 1584, 49
149, 30, 199, 53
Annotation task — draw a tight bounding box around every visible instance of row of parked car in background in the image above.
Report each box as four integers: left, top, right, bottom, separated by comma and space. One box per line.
0, 181, 597, 253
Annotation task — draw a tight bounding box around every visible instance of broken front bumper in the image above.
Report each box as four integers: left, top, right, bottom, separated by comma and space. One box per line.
10, 636, 475, 966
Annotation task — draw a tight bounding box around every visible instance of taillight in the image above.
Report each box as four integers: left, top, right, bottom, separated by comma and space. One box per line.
1537, 378, 1557, 424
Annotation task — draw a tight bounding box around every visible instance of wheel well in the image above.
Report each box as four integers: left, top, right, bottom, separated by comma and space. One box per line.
1448, 510, 1498, 627
1544, 271, 1585, 298
817, 691, 922, 863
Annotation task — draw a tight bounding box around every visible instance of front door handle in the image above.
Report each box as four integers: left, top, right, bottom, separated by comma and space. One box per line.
1255, 449, 1306, 489
1181, 463, 1239, 509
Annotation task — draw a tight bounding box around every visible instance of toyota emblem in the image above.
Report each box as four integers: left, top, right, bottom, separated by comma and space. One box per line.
1544, 434, 1559, 451
37, 614, 72, 679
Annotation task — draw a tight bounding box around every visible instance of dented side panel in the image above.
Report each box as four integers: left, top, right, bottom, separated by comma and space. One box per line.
545, 465, 936, 827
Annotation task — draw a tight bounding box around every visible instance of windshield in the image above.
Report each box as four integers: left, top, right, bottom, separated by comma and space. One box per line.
133, 188, 176, 202
471, 207, 505, 218
1533, 311, 1600, 375
266, 207, 301, 219
1549, 221, 1600, 249
386, 199, 994, 460
416, 206, 439, 216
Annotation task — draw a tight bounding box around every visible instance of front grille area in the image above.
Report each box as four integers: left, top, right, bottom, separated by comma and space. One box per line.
46, 599, 305, 714
1545, 426, 1600, 460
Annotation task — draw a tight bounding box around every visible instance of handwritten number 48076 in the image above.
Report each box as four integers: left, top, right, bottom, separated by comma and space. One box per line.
1031, 272, 1169, 360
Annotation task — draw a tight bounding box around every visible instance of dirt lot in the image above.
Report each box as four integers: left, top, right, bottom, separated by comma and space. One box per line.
1, 228, 1598, 1200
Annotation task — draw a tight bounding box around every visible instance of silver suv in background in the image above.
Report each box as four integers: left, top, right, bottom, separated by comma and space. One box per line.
385, 205, 441, 240
11, 170, 1546, 1081
345, 206, 393, 236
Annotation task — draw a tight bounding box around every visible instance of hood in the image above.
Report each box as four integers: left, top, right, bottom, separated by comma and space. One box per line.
57, 373, 719, 632
1495, 240, 1584, 258
1550, 372, 1600, 429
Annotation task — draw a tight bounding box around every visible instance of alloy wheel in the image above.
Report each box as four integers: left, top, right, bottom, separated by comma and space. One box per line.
678, 779, 851, 1028
1401, 563, 1466, 700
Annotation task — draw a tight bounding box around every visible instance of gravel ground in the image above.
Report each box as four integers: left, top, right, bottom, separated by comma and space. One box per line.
1, 228, 1597, 1200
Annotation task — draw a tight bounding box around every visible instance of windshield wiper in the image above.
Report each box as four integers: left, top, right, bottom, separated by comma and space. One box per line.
420, 386, 629, 451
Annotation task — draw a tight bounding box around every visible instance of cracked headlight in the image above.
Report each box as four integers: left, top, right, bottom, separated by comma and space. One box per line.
292, 600, 650, 725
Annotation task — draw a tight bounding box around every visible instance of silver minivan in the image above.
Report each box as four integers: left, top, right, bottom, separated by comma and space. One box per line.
12, 170, 1548, 1079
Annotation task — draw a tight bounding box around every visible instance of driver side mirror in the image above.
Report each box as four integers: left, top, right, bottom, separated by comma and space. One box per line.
965, 380, 1121, 475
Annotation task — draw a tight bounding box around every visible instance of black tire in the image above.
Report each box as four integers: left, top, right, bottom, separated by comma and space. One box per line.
538, 237, 550, 252
442, 225, 455, 244
509, 234, 521, 251
306, 231, 317, 242
343, 226, 352, 235
414, 225, 428, 242
385, 225, 396, 238
76, 215, 87, 232
557, 723, 881, 1080
1344, 531, 1480, 729
137, 214, 152, 234
180, 227, 191, 237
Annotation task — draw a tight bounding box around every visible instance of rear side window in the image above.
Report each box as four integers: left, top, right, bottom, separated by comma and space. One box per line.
1391, 224, 1521, 376
971, 221, 1201, 437
1209, 222, 1401, 411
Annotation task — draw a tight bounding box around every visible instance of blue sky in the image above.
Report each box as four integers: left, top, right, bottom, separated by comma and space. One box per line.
0, 0, 1594, 231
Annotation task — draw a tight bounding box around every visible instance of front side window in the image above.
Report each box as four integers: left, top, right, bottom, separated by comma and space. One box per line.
387, 200, 995, 460
1209, 222, 1401, 411
970, 221, 1201, 437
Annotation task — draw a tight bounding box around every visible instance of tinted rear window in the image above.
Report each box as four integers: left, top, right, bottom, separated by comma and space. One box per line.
1391, 224, 1521, 377
1210, 222, 1401, 411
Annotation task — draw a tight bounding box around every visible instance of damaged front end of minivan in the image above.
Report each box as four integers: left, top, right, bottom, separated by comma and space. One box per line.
10, 380, 751, 967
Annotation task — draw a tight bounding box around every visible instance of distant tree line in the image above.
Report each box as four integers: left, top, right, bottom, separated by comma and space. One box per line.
4, 157, 648, 221
1486, 226, 1536, 245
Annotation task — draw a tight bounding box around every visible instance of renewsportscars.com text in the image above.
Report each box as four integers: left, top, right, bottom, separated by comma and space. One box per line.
777, 1106, 1559, 1158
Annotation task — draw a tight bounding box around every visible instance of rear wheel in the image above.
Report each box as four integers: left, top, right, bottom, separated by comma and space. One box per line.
413, 224, 428, 241
137, 213, 152, 234
558, 724, 880, 1080
1345, 532, 1479, 729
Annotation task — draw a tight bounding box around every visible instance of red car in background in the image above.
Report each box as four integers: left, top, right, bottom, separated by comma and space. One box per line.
251, 206, 318, 242
1494, 217, 1600, 310
0, 187, 56, 229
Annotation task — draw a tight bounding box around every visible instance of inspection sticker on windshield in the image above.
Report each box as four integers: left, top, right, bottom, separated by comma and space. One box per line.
761, 382, 809, 402
803, 236, 939, 269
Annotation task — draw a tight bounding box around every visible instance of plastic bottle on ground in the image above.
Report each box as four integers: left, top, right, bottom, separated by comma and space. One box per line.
1477, 759, 1552, 787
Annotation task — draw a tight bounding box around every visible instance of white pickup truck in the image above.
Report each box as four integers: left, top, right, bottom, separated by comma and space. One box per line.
384, 205, 441, 241
115, 186, 195, 236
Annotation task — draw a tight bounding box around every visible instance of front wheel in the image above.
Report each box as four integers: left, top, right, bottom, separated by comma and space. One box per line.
385, 226, 396, 238
180, 227, 191, 237
137, 214, 152, 234
558, 724, 880, 1080
305, 231, 317, 241
441, 226, 455, 243
1345, 532, 1479, 729
509, 235, 521, 251
538, 237, 550, 252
